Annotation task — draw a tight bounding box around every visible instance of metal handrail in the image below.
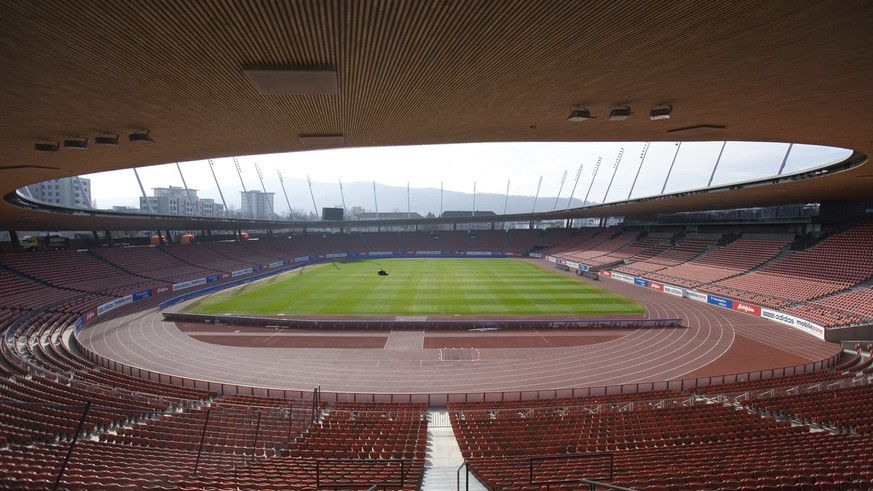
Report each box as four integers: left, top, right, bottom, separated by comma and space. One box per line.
456, 460, 468, 491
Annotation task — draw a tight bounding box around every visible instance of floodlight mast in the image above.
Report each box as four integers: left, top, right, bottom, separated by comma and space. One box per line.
233, 157, 255, 218
373, 181, 380, 232
19, 185, 34, 199
133, 168, 154, 214
582, 157, 603, 206
471, 181, 476, 217
277, 170, 292, 219
372, 181, 379, 219
531, 176, 542, 213
628, 142, 650, 200
503, 179, 511, 230
306, 175, 319, 219
566, 162, 584, 209
661, 143, 683, 194
73, 175, 92, 209
777, 143, 794, 175
706, 141, 728, 188
602, 147, 625, 203
176, 163, 194, 215
339, 179, 347, 216
254, 162, 274, 217
207, 159, 229, 216
503, 179, 510, 215
440, 181, 443, 217
553, 170, 567, 211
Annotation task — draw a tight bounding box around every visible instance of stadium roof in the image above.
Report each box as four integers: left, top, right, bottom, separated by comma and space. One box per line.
1, 1, 872, 231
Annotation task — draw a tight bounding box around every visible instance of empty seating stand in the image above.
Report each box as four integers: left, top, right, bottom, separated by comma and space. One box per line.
180, 401, 428, 490
701, 222, 873, 309
613, 238, 715, 277
645, 239, 788, 288
448, 383, 873, 491
2, 228, 873, 490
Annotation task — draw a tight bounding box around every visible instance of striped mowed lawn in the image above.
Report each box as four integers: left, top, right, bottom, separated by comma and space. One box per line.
183, 258, 645, 316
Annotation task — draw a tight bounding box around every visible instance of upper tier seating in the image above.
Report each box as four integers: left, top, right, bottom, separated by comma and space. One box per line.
644, 239, 788, 288
160, 243, 258, 272
203, 241, 283, 266
361, 231, 403, 252
0, 269, 107, 312
538, 227, 604, 257
571, 231, 640, 266
434, 230, 469, 252
503, 229, 543, 253
90, 245, 215, 283
468, 230, 507, 252
0, 250, 167, 296
701, 222, 873, 308
256, 236, 318, 258
613, 238, 715, 276
401, 231, 435, 251
599, 235, 670, 263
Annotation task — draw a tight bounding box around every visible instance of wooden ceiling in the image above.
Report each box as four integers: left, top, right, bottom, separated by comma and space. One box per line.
1, 0, 872, 231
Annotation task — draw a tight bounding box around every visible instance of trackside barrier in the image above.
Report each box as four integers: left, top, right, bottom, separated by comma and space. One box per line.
576, 259, 828, 340
75, 337, 842, 406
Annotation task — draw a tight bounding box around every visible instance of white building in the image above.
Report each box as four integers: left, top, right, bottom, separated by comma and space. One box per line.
140, 186, 225, 217
240, 190, 275, 219
25, 177, 91, 208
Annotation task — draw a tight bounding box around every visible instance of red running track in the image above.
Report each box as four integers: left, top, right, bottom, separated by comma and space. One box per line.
78, 260, 838, 396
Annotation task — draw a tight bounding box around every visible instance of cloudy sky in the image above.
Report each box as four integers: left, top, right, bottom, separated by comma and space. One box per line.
81, 141, 850, 215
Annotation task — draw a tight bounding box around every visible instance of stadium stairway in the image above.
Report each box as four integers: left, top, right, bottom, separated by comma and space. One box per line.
421, 409, 487, 491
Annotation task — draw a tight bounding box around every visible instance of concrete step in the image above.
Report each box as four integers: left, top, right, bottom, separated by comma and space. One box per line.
421, 409, 488, 491
421, 465, 488, 491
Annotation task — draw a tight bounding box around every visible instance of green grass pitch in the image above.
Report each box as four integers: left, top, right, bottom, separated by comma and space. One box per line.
183, 258, 645, 317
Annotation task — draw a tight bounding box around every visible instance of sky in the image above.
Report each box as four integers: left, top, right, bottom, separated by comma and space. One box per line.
78, 141, 851, 215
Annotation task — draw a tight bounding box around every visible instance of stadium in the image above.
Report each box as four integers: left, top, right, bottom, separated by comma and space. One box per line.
1, 1, 873, 490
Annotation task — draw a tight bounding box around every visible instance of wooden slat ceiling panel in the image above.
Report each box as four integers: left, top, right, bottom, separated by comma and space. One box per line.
0, 0, 871, 230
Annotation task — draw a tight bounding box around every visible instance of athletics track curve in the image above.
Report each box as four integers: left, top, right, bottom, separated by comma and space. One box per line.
77, 260, 838, 396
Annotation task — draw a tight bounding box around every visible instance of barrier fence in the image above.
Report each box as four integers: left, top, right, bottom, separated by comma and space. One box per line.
530, 452, 613, 487
160, 312, 683, 331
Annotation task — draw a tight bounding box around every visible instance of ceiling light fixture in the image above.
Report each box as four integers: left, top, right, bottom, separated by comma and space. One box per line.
34, 140, 60, 152
128, 130, 155, 143
567, 106, 592, 122
608, 105, 632, 121
94, 133, 120, 147
63, 137, 89, 150
649, 104, 673, 120
244, 66, 338, 95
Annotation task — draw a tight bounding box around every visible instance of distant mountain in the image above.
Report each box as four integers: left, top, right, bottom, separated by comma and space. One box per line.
283, 179, 586, 216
